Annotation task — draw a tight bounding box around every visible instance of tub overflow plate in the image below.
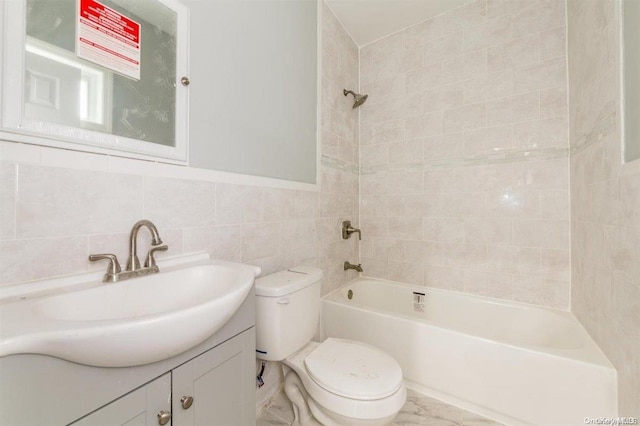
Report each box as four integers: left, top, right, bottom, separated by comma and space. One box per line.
413, 291, 425, 312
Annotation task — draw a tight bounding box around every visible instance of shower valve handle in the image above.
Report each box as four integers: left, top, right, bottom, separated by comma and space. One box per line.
342, 221, 362, 240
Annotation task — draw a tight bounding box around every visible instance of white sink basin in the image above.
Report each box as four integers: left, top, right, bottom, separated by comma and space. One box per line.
0, 255, 259, 367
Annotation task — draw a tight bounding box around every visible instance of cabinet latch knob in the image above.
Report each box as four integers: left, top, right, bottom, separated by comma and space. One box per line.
157, 410, 171, 425
181, 395, 194, 409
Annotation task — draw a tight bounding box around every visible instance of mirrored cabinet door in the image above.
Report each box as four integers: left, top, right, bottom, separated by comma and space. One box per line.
1, 0, 189, 162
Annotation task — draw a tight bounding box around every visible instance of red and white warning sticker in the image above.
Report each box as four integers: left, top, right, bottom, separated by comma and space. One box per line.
77, 0, 141, 80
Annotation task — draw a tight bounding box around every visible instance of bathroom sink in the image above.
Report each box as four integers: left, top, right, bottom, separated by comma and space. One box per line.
0, 257, 259, 367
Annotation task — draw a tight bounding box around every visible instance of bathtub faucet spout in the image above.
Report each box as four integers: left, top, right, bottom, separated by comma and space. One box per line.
344, 261, 363, 272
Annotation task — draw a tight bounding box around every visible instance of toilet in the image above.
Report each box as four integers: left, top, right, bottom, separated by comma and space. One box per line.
255, 266, 406, 426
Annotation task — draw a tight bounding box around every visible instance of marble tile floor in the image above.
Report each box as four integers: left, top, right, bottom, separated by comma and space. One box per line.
257, 388, 504, 426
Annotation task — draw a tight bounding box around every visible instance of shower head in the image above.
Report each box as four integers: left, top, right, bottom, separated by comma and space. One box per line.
343, 89, 368, 109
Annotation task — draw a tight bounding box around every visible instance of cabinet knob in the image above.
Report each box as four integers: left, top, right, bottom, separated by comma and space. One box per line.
181, 395, 194, 409
181, 76, 190, 86
157, 410, 171, 425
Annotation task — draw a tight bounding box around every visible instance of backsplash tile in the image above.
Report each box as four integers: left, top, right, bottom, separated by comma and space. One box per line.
143, 176, 216, 230
182, 226, 242, 263
215, 183, 264, 225
0, 163, 16, 240
242, 222, 282, 263
1, 237, 87, 284
16, 165, 143, 238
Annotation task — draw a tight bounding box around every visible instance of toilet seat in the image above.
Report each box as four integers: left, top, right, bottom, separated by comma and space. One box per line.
284, 340, 407, 422
304, 338, 403, 400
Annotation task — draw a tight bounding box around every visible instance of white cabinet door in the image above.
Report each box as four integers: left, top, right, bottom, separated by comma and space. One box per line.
172, 329, 256, 426
71, 373, 171, 426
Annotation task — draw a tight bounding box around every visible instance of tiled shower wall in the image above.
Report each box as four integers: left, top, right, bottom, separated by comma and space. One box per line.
0, 3, 360, 297
567, 0, 640, 415
358, 0, 570, 309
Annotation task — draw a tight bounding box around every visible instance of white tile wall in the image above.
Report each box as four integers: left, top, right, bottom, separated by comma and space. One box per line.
0, 2, 360, 297
567, 0, 640, 415
359, 0, 570, 309
0, 163, 16, 240
16, 165, 143, 238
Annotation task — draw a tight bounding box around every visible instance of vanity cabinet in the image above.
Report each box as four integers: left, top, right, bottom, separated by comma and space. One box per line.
0, 289, 256, 426
72, 373, 171, 426
69, 329, 255, 426
172, 329, 255, 426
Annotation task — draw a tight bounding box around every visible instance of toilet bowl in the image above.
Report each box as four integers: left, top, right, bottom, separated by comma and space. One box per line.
255, 267, 407, 425
282, 339, 406, 426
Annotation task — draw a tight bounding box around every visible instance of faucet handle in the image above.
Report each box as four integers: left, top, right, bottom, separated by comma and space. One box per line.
342, 220, 362, 240
144, 245, 168, 268
89, 253, 122, 275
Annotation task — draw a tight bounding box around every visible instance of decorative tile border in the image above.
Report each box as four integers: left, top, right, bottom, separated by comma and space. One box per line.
361, 146, 569, 175
321, 154, 359, 174
569, 112, 617, 157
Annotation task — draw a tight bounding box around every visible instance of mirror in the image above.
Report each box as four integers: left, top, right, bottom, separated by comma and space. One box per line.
1, 0, 188, 161
622, 0, 640, 163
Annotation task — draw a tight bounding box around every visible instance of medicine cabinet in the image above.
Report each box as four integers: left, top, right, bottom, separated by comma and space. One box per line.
0, 0, 189, 162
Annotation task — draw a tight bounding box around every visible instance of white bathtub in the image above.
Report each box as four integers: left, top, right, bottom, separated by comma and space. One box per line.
321, 278, 617, 426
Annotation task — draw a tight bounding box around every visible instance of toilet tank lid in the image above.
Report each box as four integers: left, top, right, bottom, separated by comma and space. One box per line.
255, 266, 323, 297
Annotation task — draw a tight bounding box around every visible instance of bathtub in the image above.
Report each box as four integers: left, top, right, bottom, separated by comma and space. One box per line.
321, 278, 617, 426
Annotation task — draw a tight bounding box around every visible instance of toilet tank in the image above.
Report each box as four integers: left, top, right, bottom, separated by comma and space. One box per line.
255, 266, 323, 361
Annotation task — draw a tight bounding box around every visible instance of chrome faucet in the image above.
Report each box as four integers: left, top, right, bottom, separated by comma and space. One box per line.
89, 220, 168, 283
342, 221, 361, 240
127, 219, 164, 271
344, 261, 363, 272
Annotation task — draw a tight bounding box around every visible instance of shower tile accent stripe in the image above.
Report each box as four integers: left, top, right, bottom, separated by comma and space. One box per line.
358, 0, 570, 309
